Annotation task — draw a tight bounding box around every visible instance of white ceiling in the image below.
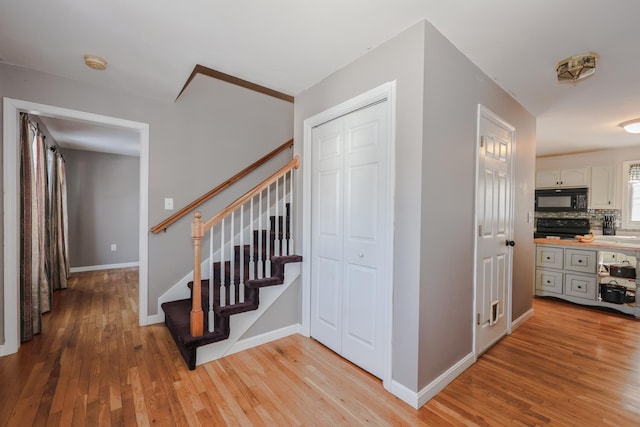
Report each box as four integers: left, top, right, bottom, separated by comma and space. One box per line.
2, 1, 640, 157
38, 116, 140, 156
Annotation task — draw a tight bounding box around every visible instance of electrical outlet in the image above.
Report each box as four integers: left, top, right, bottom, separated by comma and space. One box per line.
164, 197, 174, 210
111, 244, 117, 251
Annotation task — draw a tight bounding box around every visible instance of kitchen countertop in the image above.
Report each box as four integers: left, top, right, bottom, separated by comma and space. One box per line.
534, 237, 640, 251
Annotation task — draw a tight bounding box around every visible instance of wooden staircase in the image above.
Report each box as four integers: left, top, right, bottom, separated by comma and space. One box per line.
161, 157, 301, 370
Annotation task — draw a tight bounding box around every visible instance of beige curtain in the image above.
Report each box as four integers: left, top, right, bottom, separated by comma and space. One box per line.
50, 152, 70, 289
20, 114, 70, 342
20, 114, 50, 341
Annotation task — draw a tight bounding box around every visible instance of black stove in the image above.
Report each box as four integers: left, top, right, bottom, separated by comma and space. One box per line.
534, 218, 590, 240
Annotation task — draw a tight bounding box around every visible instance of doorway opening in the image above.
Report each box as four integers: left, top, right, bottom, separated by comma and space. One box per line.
1, 98, 149, 355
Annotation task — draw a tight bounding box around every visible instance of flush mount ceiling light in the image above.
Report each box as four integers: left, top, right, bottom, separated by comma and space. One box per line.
555, 52, 598, 82
83, 54, 107, 70
619, 119, 640, 134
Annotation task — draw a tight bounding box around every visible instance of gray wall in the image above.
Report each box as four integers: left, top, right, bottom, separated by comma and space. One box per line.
294, 20, 536, 393
295, 22, 427, 391
0, 61, 295, 345
64, 148, 140, 268
419, 22, 536, 387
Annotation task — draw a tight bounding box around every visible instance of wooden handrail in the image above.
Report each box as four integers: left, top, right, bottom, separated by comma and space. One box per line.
150, 139, 293, 234
202, 156, 300, 231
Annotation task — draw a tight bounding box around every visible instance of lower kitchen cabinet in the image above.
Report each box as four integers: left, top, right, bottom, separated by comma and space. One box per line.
534, 241, 640, 318
535, 245, 597, 302
564, 273, 597, 300
535, 269, 563, 294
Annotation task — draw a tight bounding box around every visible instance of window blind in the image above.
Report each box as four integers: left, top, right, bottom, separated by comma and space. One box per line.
629, 163, 640, 181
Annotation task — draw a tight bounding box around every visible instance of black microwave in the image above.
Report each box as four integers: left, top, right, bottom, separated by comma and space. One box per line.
535, 188, 588, 212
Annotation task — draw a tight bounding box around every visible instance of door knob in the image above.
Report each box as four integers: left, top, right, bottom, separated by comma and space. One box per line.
358, 252, 364, 258
505, 240, 515, 247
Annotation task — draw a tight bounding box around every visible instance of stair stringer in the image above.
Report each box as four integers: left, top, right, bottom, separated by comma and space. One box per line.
195, 262, 300, 365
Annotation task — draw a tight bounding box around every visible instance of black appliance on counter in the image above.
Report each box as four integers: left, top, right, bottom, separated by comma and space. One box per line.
534, 218, 590, 240
534, 187, 588, 212
603, 214, 616, 235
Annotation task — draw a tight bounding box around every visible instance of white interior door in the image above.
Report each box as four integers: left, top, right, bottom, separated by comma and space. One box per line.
310, 100, 388, 379
475, 106, 515, 356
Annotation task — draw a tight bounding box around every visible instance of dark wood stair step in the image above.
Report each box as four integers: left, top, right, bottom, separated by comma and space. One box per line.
161, 298, 230, 370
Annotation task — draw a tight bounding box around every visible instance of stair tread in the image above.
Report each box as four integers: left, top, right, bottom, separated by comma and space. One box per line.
162, 299, 229, 348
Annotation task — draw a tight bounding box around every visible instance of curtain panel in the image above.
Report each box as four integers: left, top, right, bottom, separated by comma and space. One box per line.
19, 113, 70, 342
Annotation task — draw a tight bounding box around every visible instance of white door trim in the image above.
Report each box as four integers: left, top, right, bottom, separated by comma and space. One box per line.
473, 104, 516, 360
301, 81, 396, 389
1, 98, 150, 356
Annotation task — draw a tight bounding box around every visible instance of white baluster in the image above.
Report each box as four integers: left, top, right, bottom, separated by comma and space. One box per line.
220, 218, 226, 308
281, 174, 287, 256
266, 184, 271, 277
249, 197, 255, 280
288, 169, 294, 255
239, 204, 245, 303
230, 210, 236, 305
208, 227, 214, 332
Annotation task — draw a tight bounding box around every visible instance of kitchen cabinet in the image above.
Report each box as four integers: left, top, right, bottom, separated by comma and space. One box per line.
536, 168, 589, 189
535, 245, 597, 301
534, 240, 640, 318
589, 165, 616, 209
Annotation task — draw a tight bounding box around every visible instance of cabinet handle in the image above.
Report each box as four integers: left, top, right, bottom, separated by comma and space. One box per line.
578, 259, 583, 263
546, 257, 551, 260
577, 285, 582, 289
546, 280, 551, 284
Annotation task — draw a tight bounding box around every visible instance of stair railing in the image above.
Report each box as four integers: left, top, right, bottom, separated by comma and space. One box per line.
190, 156, 299, 337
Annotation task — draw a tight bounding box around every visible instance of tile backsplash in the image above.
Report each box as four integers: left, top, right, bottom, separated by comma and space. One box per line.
535, 209, 640, 233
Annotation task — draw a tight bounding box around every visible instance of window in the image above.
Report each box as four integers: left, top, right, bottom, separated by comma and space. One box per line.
622, 161, 640, 228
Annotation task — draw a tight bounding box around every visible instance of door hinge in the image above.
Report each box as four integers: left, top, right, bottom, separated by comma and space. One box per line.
480, 136, 485, 148
477, 313, 480, 325
478, 225, 483, 236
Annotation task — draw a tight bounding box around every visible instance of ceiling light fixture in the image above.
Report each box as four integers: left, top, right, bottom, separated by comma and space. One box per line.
83, 54, 107, 70
619, 119, 640, 134
555, 52, 598, 82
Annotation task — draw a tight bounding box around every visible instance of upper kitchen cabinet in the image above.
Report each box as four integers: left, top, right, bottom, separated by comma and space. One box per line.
536, 168, 589, 189
589, 165, 617, 209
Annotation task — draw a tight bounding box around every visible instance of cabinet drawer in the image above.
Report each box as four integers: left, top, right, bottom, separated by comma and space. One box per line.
536, 246, 564, 270
536, 269, 563, 294
564, 273, 597, 300
564, 249, 597, 274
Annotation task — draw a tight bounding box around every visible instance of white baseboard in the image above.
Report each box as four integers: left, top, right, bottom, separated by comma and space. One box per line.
70, 262, 139, 273
146, 313, 164, 325
511, 307, 534, 332
227, 324, 301, 356
389, 352, 475, 409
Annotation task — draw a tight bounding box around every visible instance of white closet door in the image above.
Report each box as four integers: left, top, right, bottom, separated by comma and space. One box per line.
310, 117, 344, 353
310, 100, 388, 378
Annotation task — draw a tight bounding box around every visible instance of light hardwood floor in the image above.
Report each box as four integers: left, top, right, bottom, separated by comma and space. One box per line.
2, 269, 640, 426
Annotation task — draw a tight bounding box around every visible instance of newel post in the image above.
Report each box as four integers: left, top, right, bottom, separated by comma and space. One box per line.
191, 211, 204, 337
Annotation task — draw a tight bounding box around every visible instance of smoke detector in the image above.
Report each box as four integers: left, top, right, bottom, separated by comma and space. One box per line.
555, 52, 598, 82
84, 54, 107, 71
